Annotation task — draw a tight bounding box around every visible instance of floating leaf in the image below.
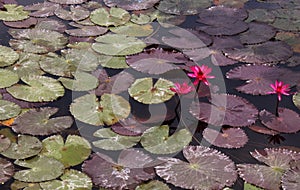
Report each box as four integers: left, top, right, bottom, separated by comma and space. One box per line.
70, 94, 131, 126
293, 92, 300, 110
93, 128, 141, 150
90, 7, 130, 27
92, 34, 146, 56
131, 13, 151, 24
141, 125, 192, 154
249, 125, 279, 136
10, 180, 41, 190
3, 17, 37, 29
0, 100, 21, 120
244, 183, 264, 190
0, 4, 29, 21
54, 5, 89, 21
281, 165, 300, 190
1, 135, 42, 159
12, 107, 73, 136
110, 23, 154, 37
259, 108, 300, 133
0, 158, 14, 184
213, 0, 249, 8
98, 55, 129, 69
203, 127, 248, 148
41, 135, 91, 167
128, 78, 175, 104
136, 180, 170, 190
157, 0, 212, 15
48, 0, 88, 4
0, 69, 18, 89
25, 2, 61, 17
237, 148, 300, 190
275, 31, 300, 53
39, 169, 92, 190
7, 75, 64, 102
0, 45, 19, 67
59, 72, 98, 91
103, 0, 160, 11
66, 23, 108, 37
82, 149, 155, 189
111, 118, 149, 136
14, 156, 64, 183
35, 18, 67, 33
190, 94, 258, 127
0, 134, 11, 153
9, 28, 68, 54
271, 9, 300, 31
157, 11, 186, 27
155, 145, 237, 189
245, 8, 275, 23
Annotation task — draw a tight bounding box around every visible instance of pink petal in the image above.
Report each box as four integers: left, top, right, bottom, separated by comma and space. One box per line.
187, 73, 196, 78
170, 87, 177, 93
278, 94, 282, 101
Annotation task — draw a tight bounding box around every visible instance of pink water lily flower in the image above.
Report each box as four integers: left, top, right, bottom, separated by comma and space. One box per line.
187, 65, 215, 86
267, 80, 290, 101
170, 82, 192, 95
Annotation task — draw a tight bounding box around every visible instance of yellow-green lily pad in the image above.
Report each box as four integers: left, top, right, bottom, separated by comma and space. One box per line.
293, 92, 300, 110
90, 7, 130, 27
98, 55, 129, 69
110, 23, 154, 37
58, 72, 99, 91
0, 100, 21, 120
0, 45, 19, 67
0, 69, 19, 88
0, 4, 29, 21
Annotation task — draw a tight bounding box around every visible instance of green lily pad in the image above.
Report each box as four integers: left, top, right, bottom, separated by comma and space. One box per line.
92, 34, 146, 56
41, 135, 91, 168
98, 55, 129, 69
0, 4, 29, 21
136, 180, 170, 190
0, 158, 14, 184
14, 156, 64, 183
7, 75, 65, 102
141, 125, 192, 154
9, 28, 68, 54
12, 107, 73, 136
1, 135, 42, 159
70, 93, 131, 126
92, 128, 141, 150
54, 5, 89, 21
157, 0, 212, 15
0, 100, 21, 120
110, 23, 154, 37
271, 9, 300, 31
131, 14, 152, 25
90, 7, 130, 27
244, 183, 264, 190
128, 78, 175, 104
0, 69, 19, 88
10, 180, 41, 190
0, 134, 11, 153
59, 72, 99, 91
39, 169, 92, 190
293, 92, 300, 110
0, 45, 19, 67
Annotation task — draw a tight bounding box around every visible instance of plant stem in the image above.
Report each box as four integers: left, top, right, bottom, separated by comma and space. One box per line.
275, 98, 279, 117
174, 95, 180, 122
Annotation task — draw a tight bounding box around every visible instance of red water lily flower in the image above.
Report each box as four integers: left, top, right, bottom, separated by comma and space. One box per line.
170, 82, 192, 95
187, 65, 215, 86
267, 80, 290, 101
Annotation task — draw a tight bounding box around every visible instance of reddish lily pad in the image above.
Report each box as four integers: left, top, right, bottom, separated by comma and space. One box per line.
3, 17, 37, 28
275, 31, 300, 53
203, 127, 248, 148
66, 23, 108, 37
24, 2, 61, 17
155, 145, 237, 189
54, 5, 90, 21
0, 158, 14, 184
82, 149, 155, 189
198, 6, 248, 20
136, 180, 170, 190
281, 165, 300, 190
111, 118, 149, 136
35, 18, 67, 33
48, 0, 88, 4
103, 0, 160, 11
157, 0, 212, 15
249, 125, 279, 136
12, 107, 73, 136
190, 94, 258, 127
259, 108, 300, 133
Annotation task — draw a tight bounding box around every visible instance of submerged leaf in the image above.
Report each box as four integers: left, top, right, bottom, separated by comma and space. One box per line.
0, 158, 14, 184
0, 4, 29, 21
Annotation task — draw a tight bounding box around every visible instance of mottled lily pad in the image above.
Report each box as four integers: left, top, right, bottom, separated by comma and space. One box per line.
157, 11, 186, 28
92, 128, 141, 150
198, 5, 248, 20
239, 22, 276, 44
12, 107, 73, 136
103, 0, 160, 10
237, 148, 300, 190
54, 5, 89, 21
7, 75, 65, 102
70, 94, 131, 126
281, 165, 300, 190
0, 158, 14, 184
10, 180, 42, 190
98, 55, 129, 69
66, 23, 108, 37
275, 32, 300, 53
35, 18, 67, 33
0, 134, 11, 153
136, 180, 170, 190
203, 127, 248, 148
0, 45, 19, 67
111, 118, 149, 136
48, 0, 88, 4
110, 23, 154, 37
0, 100, 21, 120
14, 156, 64, 183
92, 34, 146, 56
0, 69, 19, 89
59, 72, 98, 91
90, 7, 130, 27
293, 92, 300, 110
155, 145, 237, 189
141, 125, 192, 154
271, 9, 300, 31
41, 135, 91, 167
0, 4, 29, 21
157, 0, 212, 15
3, 17, 37, 29
1, 135, 42, 159
25, 2, 60, 17
82, 149, 155, 189
245, 8, 275, 23
128, 78, 175, 104
259, 108, 300, 133
39, 169, 92, 190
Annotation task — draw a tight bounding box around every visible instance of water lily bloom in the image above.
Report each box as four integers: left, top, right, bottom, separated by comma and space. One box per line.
187, 65, 215, 86
170, 82, 192, 95
267, 80, 290, 101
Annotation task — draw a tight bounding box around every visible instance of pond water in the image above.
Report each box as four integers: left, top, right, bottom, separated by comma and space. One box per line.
0, 0, 300, 190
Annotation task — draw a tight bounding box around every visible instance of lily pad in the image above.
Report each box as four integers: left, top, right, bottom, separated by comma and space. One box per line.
59, 72, 99, 91
245, 8, 275, 23
48, 0, 88, 4
157, 0, 212, 15
157, 11, 186, 27
92, 34, 146, 56
271, 9, 300, 31
82, 149, 155, 189
213, 0, 249, 8
0, 4, 29, 21
10, 180, 41, 190
92, 128, 141, 150
3, 17, 37, 29
110, 23, 154, 37
98, 55, 129, 69
111, 118, 149, 136
259, 108, 300, 133
25, 2, 60, 17
54, 5, 90, 21
0, 100, 21, 120
7, 75, 65, 102
9, 28, 68, 54
293, 92, 300, 110
35, 18, 67, 33
12, 107, 73, 136
14, 156, 64, 183
39, 169, 92, 190
70, 94, 131, 126
1, 135, 42, 159
128, 78, 175, 104
155, 145, 237, 189
41, 135, 91, 167
275, 31, 300, 53
65, 23, 108, 37
141, 125, 192, 154
0, 134, 11, 153
281, 165, 300, 190
136, 180, 170, 190
90, 7, 130, 27
0, 45, 19, 67
237, 148, 300, 190
103, 0, 160, 11
203, 127, 248, 148
0, 69, 19, 88
0, 158, 14, 184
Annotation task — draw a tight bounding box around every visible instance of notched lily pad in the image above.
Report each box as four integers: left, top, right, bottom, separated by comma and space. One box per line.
0, 99, 21, 120
59, 72, 99, 91
103, 0, 160, 11
0, 4, 29, 21
98, 55, 129, 69
90, 7, 130, 27
0, 69, 19, 88
0, 45, 19, 67
0, 158, 14, 184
